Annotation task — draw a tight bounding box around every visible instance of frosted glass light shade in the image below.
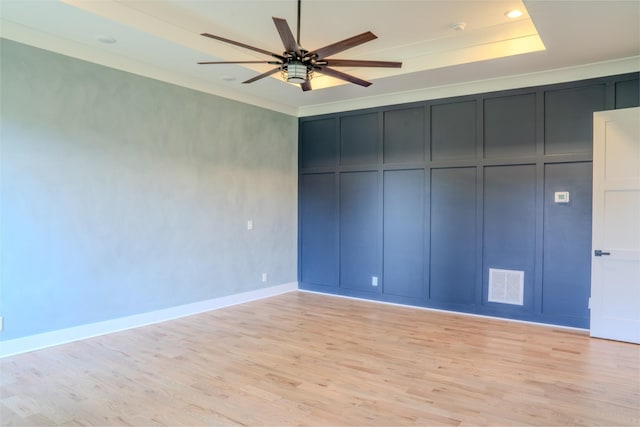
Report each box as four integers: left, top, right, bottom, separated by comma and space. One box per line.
286, 62, 307, 83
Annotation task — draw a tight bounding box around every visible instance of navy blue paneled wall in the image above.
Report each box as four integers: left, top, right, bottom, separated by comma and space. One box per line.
298, 73, 639, 328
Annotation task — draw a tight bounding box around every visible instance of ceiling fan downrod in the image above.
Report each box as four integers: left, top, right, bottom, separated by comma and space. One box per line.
296, 0, 301, 46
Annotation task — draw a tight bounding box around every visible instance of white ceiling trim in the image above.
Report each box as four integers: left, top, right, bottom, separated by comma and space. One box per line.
298, 57, 640, 117
0, 20, 299, 116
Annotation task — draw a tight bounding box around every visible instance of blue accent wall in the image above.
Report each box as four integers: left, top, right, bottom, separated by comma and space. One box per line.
542, 162, 593, 321
300, 173, 338, 287
383, 169, 424, 300
298, 73, 639, 328
430, 168, 476, 306
1, 39, 298, 340
340, 171, 379, 292
483, 165, 537, 311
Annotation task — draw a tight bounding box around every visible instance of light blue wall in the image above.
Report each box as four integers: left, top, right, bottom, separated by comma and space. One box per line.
0, 39, 298, 340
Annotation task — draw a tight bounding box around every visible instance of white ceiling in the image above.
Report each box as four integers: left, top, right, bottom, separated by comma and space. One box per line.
1, 0, 638, 116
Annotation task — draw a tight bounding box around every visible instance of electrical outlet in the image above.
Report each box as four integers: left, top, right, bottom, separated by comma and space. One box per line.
262, 273, 268, 283
247, 220, 253, 230
372, 276, 378, 287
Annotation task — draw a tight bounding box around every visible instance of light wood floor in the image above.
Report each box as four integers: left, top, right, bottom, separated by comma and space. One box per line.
1, 291, 639, 426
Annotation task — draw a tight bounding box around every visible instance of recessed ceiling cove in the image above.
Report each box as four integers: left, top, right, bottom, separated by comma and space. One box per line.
60, 0, 544, 89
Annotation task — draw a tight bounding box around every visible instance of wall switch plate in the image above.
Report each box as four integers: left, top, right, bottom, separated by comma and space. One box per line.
0, 316, 3, 332
247, 220, 253, 230
262, 273, 268, 283
372, 276, 378, 287
554, 191, 570, 203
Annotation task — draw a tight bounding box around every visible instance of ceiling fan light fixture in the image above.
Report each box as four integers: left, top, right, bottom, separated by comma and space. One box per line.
284, 61, 308, 83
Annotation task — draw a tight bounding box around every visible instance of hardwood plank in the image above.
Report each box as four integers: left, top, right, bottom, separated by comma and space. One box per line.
1, 292, 638, 426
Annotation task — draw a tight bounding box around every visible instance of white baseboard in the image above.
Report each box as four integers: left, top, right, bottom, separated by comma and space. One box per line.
0, 282, 298, 358
298, 289, 589, 333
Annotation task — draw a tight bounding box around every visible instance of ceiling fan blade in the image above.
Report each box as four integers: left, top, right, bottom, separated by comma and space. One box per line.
272, 17, 301, 56
243, 67, 281, 84
201, 33, 282, 59
307, 31, 377, 60
198, 61, 278, 65
317, 67, 372, 87
301, 80, 312, 91
324, 59, 402, 68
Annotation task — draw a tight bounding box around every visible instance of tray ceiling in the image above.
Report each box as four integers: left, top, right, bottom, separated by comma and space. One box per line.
1, 0, 638, 116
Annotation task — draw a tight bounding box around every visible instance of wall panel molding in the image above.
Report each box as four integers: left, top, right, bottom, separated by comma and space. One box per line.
299, 72, 639, 328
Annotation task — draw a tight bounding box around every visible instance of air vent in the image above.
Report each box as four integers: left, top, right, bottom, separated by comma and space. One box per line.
488, 268, 524, 305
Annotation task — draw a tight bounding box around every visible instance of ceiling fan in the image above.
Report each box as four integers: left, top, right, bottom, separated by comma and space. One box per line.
198, 0, 402, 91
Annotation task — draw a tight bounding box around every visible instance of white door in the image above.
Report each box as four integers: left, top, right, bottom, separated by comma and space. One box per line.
591, 107, 640, 343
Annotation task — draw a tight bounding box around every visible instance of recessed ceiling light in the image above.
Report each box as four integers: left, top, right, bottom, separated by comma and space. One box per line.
505, 9, 523, 19
96, 35, 117, 44
451, 22, 467, 31
220, 75, 236, 82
